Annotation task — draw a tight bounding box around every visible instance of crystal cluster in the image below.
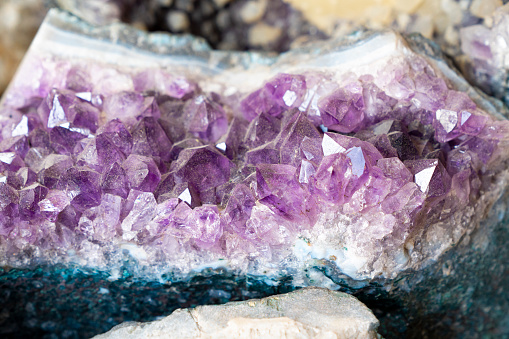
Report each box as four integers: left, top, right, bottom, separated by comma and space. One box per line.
459, 4, 509, 104
1, 16, 509, 280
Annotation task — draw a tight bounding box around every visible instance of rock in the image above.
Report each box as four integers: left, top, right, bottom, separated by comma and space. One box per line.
166, 11, 190, 32
0, 8, 508, 339
2, 8, 509, 284
0, 0, 47, 93
94, 287, 380, 339
470, 0, 502, 19
52, 0, 326, 53
458, 4, 509, 106
239, 0, 267, 24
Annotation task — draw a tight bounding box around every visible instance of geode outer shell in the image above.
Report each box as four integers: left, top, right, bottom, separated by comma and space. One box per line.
1, 9, 509, 291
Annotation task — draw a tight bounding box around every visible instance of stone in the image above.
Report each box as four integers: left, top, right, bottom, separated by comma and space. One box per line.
458, 4, 509, 106
94, 288, 380, 339
0, 0, 47, 93
1, 12, 509, 339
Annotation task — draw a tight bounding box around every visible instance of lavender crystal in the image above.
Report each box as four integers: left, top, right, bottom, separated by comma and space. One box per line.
1, 18, 509, 282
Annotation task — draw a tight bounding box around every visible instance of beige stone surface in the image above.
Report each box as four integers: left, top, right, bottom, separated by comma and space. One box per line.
283, 0, 502, 45
470, 0, 503, 19
249, 22, 283, 46
0, 0, 47, 94
94, 287, 380, 339
239, 0, 268, 24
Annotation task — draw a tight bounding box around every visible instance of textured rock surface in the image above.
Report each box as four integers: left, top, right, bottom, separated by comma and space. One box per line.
52, 0, 325, 52
283, 0, 500, 54
458, 3, 509, 106
94, 287, 380, 339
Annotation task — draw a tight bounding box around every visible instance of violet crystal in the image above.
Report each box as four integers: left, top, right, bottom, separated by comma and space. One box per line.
1, 10, 509, 285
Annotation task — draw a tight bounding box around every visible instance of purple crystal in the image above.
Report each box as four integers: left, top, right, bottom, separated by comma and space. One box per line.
39, 89, 99, 133
60, 167, 102, 211
103, 92, 160, 122
256, 164, 316, 226
223, 117, 249, 160
241, 73, 306, 121
2, 28, 508, 284
101, 162, 130, 199
0, 183, 19, 236
184, 95, 228, 143
172, 146, 234, 192
122, 154, 161, 193
19, 183, 49, 220
318, 83, 365, 133
39, 190, 71, 222
79, 193, 121, 242
458, 111, 487, 136
0, 152, 25, 172
133, 69, 197, 99
37, 154, 73, 188
246, 144, 280, 166
50, 126, 88, 155
169, 139, 203, 161
313, 152, 354, 204
65, 66, 93, 92
0, 135, 30, 158
131, 117, 172, 162
121, 190, 157, 241
97, 119, 133, 157
405, 159, 451, 198
224, 183, 256, 237
190, 205, 223, 249
278, 111, 321, 166
95, 134, 127, 169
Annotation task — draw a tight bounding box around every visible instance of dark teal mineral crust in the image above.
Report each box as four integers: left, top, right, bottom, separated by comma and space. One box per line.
1, 184, 507, 338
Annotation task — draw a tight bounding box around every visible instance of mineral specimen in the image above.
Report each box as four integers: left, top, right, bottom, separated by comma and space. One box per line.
459, 3, 509, 105
94, 287, 380, 339
1, 9, 509, 288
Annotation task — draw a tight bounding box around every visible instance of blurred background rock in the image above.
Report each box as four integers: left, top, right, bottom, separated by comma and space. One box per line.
0, 0, 506, 94
0, 0, 48, 94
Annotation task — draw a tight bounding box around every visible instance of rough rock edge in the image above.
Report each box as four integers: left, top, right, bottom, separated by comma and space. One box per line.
93, 287, 380, 339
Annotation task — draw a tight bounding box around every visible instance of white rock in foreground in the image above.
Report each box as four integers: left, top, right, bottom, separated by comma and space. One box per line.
94, 287, 380, 339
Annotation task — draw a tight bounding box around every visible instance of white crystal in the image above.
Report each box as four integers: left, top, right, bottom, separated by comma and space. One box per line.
322, 134, 346, 156
178, 188, 192, 205
282, 90, 297, 106
346, 147, 365, 177
76, 92, 92, 101
0, 152, 16, 164
47, 94, 67, 128
436, 109, 458, 133
460, 110, 472, 126
372, 120, 393, 135
215, 142, 227, 152
299, 159, 316, 184
414, 162, 437, 193
121, 192, 157, 241
11, 115, 29, 137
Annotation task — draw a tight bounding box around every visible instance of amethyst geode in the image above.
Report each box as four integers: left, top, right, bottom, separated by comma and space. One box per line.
1, 10, 509, 284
